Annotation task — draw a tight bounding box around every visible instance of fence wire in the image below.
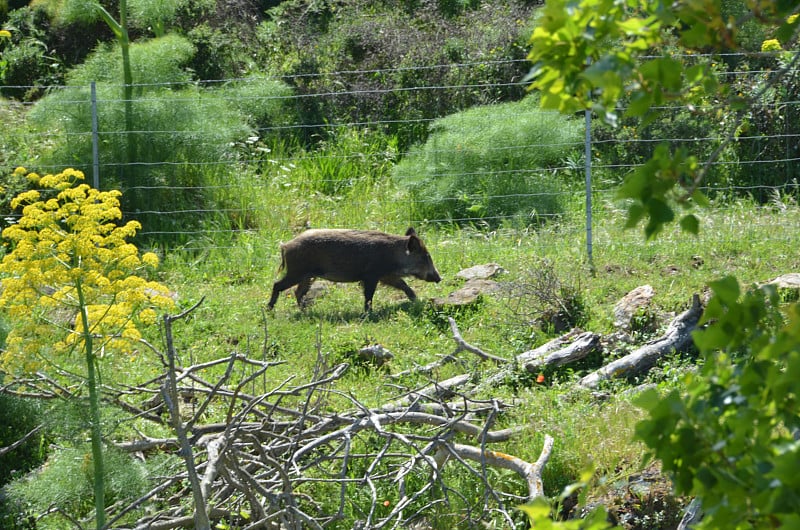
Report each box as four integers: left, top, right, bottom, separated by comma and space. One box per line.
2, 54, 799, 254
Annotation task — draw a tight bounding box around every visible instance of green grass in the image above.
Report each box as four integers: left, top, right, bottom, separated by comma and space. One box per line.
6, 92, 800, 526
154, 194, 800, 513
7, 150, 797, 526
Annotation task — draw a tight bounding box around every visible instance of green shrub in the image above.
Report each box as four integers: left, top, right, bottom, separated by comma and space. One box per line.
64, 33, 195, 87
186, 22, 250, 80
0, 6, 65, 100
222, 74, 298, 138
725, 52, 800, 199
593, 53, 800, 202
27, 35, 296, 243
289, 127, 398, 196
0, 389, 48, 530
0, 394, 48, 487
593, 106, 740, 193
394, 96, 583, 227
257, 0, 534, 150
4, 445, 149, 528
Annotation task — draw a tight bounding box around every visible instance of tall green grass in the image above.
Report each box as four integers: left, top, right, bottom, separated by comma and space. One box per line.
26, 36, 297, 244
394, 96, 584, 227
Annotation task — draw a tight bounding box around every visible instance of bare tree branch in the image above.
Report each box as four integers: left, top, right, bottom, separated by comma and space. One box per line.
0, 424, 43, 457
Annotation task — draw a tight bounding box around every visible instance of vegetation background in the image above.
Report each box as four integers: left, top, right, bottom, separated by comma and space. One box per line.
0, 0, 799, 528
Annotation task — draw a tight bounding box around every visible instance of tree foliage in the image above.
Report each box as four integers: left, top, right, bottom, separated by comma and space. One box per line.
527, 0, 800, 526
527, 0, 800, 238
636, 278, 800, 528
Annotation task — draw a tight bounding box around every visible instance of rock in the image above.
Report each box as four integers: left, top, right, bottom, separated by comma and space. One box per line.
579, 461, 685, 530
357, 344, 394, 366
613, 285, 655, 331
432, 279, 502, 308
455, 263, 506, 281
299, 281, 329, 307
763, 273, 800, 289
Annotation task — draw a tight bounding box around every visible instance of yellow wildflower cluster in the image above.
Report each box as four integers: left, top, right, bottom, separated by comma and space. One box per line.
761, 38, 782, 52
0, 168, 176, 373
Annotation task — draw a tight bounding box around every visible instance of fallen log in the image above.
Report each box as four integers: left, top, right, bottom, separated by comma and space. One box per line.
578, 295, 703, 389
515, 328, 587, 364
476, 329, 599, 391
520, 331, 601, 372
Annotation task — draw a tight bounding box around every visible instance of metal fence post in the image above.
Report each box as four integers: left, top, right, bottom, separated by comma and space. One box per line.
91, 81, 100, 190
584, 105, 593, 269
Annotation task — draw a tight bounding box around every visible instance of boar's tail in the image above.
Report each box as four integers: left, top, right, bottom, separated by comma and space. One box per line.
276, 244, 287, 273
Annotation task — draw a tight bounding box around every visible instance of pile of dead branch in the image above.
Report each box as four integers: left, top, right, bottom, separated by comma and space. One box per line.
0, 287, 705, 529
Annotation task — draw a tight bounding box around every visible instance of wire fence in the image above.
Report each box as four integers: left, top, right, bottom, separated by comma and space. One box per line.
2, 53, 800, 257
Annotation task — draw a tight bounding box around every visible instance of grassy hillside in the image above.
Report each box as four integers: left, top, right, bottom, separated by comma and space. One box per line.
135, 196, 797, 525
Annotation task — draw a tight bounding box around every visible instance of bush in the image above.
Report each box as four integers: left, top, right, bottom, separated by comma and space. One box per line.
0, 6, 65, 100
256, 0, 534, 150
289, 127, 398, 196
394, 96, 583, 227
0, 393, 47, 487
593, 53, 800, 201
26, 36, 296, 243
223, 74, 299, 139
4, 445, 149, 528
186, 23, 249, 80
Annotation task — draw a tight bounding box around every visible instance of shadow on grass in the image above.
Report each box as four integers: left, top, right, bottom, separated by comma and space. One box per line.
280, 299, 430, 323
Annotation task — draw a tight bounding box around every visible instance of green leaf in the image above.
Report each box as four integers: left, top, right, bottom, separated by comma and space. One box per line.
626, 90, 653, 117
691, 189, 710, 207
679, 20, 713, 48
625, 203, 646, 230
693, 323, 732, 352
709, 276, 741, 307
684, 64, 706, 84
618, 169, 650, 201
776, 17, 800, 44
517, 497, 552, 527
679, 214, 699, 234
640, 57, 683, 93
633, 387, 662, 411
644, 198, 674, 238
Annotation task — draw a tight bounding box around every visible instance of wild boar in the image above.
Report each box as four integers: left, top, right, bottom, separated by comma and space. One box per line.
268, 227, 441, 312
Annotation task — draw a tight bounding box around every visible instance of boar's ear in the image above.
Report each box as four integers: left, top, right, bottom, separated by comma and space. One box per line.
406, 234, 423, 253
405, 227, 417, 237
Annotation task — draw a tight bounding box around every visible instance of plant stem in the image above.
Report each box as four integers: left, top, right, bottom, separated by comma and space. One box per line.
76, 278, 106, 530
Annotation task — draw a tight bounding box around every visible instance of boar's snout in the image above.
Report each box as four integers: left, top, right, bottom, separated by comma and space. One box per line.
426, 269, 442, 283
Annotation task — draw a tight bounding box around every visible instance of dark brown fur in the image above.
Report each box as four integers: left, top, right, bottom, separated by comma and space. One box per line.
268, 228, 441, 312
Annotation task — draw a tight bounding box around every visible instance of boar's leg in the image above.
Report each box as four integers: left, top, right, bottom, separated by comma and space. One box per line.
380, 276, 418, 302
294, 278, 314, 308
362, 278, 380, 312
268, 273, 308, 309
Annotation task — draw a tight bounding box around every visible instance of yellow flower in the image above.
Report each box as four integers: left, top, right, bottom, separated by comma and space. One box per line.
142, 252, 160, 268
139, 308, 158, 325
0, 30, 11, 39
13, 166, 27, 176
761, 39, 782, 52
0, 167, 176, 375
788, 14, 798, 25
10, 190, 41, 209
